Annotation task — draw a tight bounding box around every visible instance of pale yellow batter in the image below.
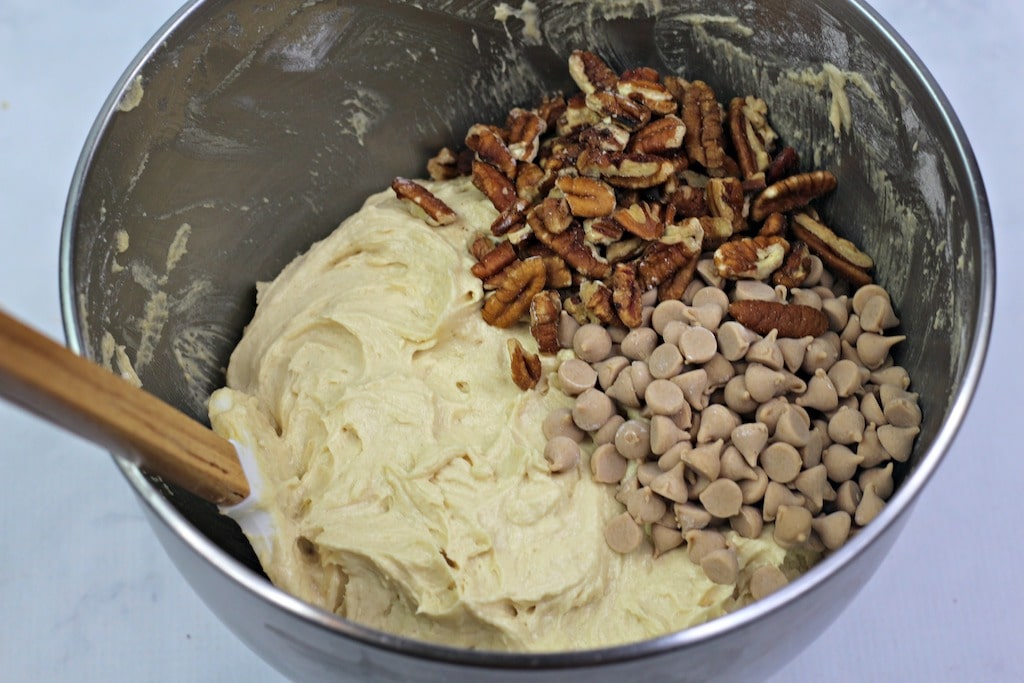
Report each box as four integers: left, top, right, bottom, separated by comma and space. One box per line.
209, 177, 795, 651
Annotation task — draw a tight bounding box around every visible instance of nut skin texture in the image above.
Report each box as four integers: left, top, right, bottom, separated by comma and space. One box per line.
530, 290, 563, 354
750, 170, 838, 222
556, 175, 617, 218
682, 80, 727, 171
507, 338, 542, 390
728, 300, 829, 338
714, 235, 790, 281
390, 177, 458, 226
471, 159, 518, 213
481, 257, 547, 328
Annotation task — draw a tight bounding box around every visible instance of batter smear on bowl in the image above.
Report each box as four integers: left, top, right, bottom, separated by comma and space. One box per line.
208, 50, 919, 651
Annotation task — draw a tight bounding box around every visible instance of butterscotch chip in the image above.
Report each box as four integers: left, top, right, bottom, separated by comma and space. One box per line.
701, 547, 739, 585
650, 463, 688, 503
760, 442, 803, 484
545, 436, 581, 473
835, 480, 862, 516
822, 444, 863, 483
699, 479, 743, 518
877, 424, 919, 462
729, 505, 764, 539
749, 565, 789, 600
773, 504, 813, 549
591, 443, 628, 484
542, 407, 586, 442
651, 523, 684, 557
604, 512, 644, 554
812, 511, 852, 550
854, 483, 886, 526
684, 529, 727, 564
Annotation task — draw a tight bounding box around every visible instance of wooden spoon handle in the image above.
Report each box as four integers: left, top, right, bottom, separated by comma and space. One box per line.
0, 309, 249, 506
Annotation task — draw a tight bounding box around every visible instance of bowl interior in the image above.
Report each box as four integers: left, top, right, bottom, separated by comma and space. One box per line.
62, 0, 990, 659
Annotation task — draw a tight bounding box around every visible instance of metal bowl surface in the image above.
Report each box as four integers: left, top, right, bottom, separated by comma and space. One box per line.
60, 1, 993, 680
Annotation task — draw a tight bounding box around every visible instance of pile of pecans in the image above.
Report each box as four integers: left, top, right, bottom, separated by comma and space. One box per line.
391, 50, 920, 588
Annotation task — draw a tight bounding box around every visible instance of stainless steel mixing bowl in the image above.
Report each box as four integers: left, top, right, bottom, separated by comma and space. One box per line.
59, 0, 993, 680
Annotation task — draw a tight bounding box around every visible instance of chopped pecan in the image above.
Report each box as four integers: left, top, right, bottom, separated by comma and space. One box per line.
662, 74, 690, 105
758, 212, 788, 238
637, 240, 695, 290
620, 66, 660, 83
765, 146, 800, 185
790, 212, 872, 269
580, 121, 632, 152
536, 94, 568, 130
606, 236, 646, 265
557, 93, 603, 136
660, 218, 704, 254
629, 115, 686, 155
617, 78, 677, 115
541, 254, 573, 289
612, 202, 664, 240
469, 232, 494, 262
682, 80, 727, 171
426, 147, 461, 181
728, 300, 829, 338
568, 49, 620, 94
698, 216, 736, 249
665, 184, 708, 218
391, 177, 458, 226
507, 338, 542, 390
706, 177, 747, 235
556, 175, 618, 218
714, 235, 790, 280
580, 280, 620, 325
790, 212, 873, 287
583, 217, 624, 246
472, 159, 518, 212
481, 257, 547, 328
530, 290, 562, 354
514, 161, 550, 203
578, 150, 675, 189
531, 196, 574, 234
772, 240, 812, 288
506, 108, 547, 163
728, 96, 777, 180
466, 124, 517, 178
611, 263, 644, 328
750, 170, 838, 221
657, 252, 699, 302
563, 293, 592, 325
471, 239, 517, 280
528, 204, 611, 279
489, 199, 528, 237
585, 90, 652, 131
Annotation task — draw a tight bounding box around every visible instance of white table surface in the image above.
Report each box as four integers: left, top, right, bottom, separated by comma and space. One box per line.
1, 1, 1021, 681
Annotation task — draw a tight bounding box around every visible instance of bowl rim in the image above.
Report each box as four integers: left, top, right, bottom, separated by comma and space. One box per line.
59, 0, 995, 669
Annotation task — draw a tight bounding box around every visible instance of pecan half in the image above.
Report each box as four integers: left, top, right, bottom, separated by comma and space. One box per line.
531, 196, 574, 235
714, 235, 790, 280
728, 96, 777, 180
541, 254, 573, 289
466, 124, 517, 179
682, 80, 727, 171
728, 300, 829, 338
772, 240, 812, 288
489, 199, 528, 238
750, 170, 838, 222
568, 49, 619, 94
556, 175, 617, 218
790, 212, 873, 287
391, 177, 458, 226
611, 263, 644, 328
665, 184, 707, 218
514, 161, 550, 204
584, 217, 624, 246
613, 202, 664, 240
481, 257, 547, 328
507, 338, 542, 390
629, 115, 686, 155
530, 290, 562, 354
472, 159, 518, 212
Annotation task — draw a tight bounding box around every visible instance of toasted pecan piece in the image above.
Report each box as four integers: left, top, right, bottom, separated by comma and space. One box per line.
728, 300, 829, 338
481, 257, 547, 328
507, 338, 542, 390
391, 177, 457, 226
530, 290, 562, 354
